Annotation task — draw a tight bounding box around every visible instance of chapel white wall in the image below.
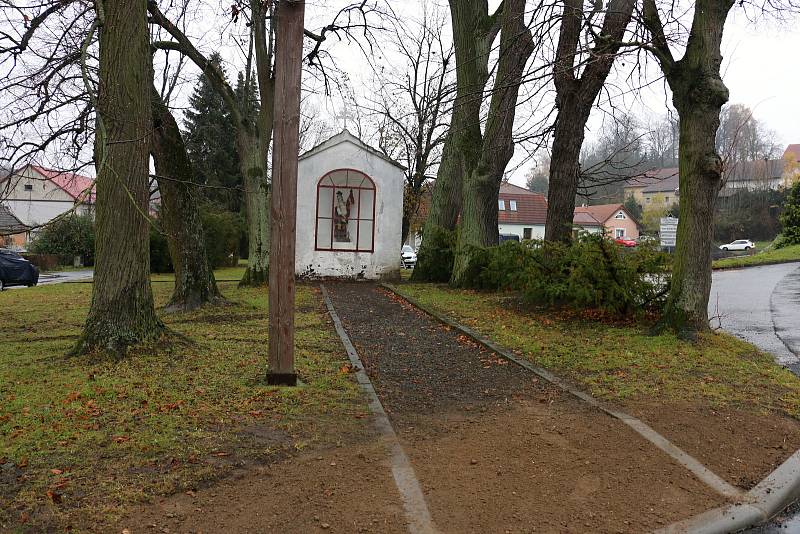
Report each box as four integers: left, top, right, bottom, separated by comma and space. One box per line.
295, 140, 403, 280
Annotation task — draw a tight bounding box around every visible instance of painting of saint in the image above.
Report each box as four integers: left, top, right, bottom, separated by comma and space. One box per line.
333, 189, 355, 242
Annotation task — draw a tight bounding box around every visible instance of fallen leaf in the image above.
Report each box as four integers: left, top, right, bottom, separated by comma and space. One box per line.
46, 489, 62, 504
50, 469, 63, 475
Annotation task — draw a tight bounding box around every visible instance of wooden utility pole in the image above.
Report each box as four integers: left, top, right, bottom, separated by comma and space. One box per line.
267, 0, 305, 386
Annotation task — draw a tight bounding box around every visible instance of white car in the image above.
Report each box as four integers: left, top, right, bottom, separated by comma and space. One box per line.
719, 239, 755, 251
401, 245, 417, 268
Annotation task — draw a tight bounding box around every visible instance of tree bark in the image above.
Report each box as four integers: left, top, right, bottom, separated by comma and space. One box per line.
75, 0, 163, 354
643, 0, 733, 335
150, 87, 223, 312
450, 0, 534, 285
544, 0, 636, 243
412, 0, 492, 281
237, 133, 272, 287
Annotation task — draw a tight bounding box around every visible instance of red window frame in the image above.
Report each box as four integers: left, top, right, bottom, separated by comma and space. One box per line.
314, 168, 377, 253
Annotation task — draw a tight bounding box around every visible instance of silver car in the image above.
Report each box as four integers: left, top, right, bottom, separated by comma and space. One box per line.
719, 239, 755, 251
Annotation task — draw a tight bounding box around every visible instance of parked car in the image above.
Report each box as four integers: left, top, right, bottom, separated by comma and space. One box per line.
614, 237, 637, 247
0, 248, 39, 290
719, 239, 755, 251
499, 233, 520, 243
401, 245, 417, 269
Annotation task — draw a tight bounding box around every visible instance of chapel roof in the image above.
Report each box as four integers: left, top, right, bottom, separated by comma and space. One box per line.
300, 129, 407, 171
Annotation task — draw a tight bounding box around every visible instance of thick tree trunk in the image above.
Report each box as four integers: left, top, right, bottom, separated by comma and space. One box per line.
75, 0, 162, 354
450, 0, 534, 285
412, 0, 488, 281
543, 0, 635, 244
151, 87, 223, 312
544, 103, 590, 242
661, 105, 724, 335
645, 0, 732, 336
238, 133, 271, 287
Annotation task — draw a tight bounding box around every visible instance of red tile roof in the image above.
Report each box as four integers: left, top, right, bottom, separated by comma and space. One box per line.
30, 165, 95, 203
498, 182, 547, 225
573, 203, 632, 226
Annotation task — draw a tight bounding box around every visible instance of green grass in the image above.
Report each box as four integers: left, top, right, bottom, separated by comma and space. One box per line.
713, 243, 800, 269
0, 276, 362, 530
392, 283, 800, 415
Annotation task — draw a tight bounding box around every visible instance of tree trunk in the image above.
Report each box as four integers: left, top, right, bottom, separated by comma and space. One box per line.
450, 0, 534, 285
412, 0, 488, 282
544, 102, 589, 242
543, 0, 636, 244
648, 0, 732, 336
150, 87, 223, 312
75, 0, 162, 354
238, 133, 271, 287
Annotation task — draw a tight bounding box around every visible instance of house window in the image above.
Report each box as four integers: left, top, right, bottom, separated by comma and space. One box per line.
523, 227, 532, 240
645, 197, 651, 203
615, 228, 625, 238
665, 196, 670, 203
509, 200, 517, 211
315, 169, 376, 252
614, 211, 626, 219
498, 199, 505, 210
24, 184, 33, 191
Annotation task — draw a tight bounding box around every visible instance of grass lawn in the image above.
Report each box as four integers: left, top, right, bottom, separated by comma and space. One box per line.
391, 283, 800, 416
0, 276, 363, 531
713, 243, 800, 269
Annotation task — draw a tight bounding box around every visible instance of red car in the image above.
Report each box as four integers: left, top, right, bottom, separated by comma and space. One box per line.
614, 237, 637, 247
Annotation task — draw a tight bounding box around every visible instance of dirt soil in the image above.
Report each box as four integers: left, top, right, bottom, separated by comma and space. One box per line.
627, 401, 800, 489
120, 283, 771, 533
325, 284, 723, 532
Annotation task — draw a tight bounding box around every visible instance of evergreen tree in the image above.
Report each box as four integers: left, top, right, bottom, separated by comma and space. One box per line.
183, 53, 242, 213
779, 181, 800, 247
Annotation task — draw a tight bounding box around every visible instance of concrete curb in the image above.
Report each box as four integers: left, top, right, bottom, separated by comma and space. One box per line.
321, 284, 440, 534
381, 283, 800, 533
655, 449, 800, 533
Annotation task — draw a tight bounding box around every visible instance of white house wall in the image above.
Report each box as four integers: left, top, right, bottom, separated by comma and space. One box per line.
1, 167, 87, 228
498, 223, 545, 240
295, 138, 404, 280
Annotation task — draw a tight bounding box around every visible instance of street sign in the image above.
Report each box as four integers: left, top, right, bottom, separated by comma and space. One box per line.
660, 217, 678, 248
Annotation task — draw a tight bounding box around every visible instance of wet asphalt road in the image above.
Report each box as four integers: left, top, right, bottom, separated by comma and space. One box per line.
710, 262, 800, 533
6, 269, 94, 290
710, 262, 800, 375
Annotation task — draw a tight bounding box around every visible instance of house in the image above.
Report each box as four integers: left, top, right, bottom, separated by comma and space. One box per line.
0, 165, 95, 244
623, 168, 679, 212
720, 158, 786, 195
0, 204, 29, 249
497, 182, 548, 240
295, 130, 404, 280
573, 203, 640, 239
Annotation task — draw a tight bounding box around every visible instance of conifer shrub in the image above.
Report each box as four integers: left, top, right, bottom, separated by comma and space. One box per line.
460, 234, 670, 315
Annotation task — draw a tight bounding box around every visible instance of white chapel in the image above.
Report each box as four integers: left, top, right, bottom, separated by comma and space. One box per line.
295, 130, 405, 280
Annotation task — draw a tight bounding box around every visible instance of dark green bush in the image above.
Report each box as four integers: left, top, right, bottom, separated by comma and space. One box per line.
777, 181, 800, 248
29, 214, 95, 265
411, 225, 456, 282
149, 225, 173, 273
461, 234, 670, 315
200, 209, 241, 268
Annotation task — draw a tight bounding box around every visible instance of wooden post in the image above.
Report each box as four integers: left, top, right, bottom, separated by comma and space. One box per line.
267, 0, 305, 386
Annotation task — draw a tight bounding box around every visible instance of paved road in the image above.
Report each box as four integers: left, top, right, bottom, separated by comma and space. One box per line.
710, 262, 800, 374
6, 269, 94, 290
711, 263, 800, 533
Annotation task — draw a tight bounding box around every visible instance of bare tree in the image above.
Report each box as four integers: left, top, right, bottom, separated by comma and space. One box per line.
151, 86, 224, 312
638, 0, 736, 335
363, 5, 454, 244
544, 0, 636, 243
76, 0, 163, 353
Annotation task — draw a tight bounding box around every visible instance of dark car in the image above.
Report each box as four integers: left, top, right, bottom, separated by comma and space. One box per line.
0, 248, 39, 290
499, 233, 520, 243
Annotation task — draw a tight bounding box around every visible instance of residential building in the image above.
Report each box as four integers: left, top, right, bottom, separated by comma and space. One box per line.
0, 204, 29, 249
623, 168, 679, 212
497, 182, 547, 240
0, 165, 95, 245
573, 203, 640, 239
